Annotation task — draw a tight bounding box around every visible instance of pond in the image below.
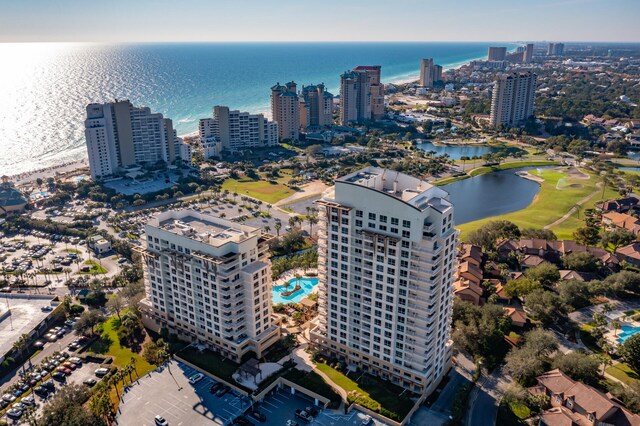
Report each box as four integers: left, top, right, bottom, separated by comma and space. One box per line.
415, 141, 505, 160
442, 167, 545, 225
272, 277, 319, 304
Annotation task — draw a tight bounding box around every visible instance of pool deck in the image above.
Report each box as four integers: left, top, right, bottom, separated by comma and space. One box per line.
272, 268, 319, 304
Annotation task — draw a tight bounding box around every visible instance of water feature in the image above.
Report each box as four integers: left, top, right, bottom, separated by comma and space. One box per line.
272, 277, 319, 304
617, 325, 640, 343
443, 167, 545, 225
618, 166, 640, 172
415, 141, 503, 160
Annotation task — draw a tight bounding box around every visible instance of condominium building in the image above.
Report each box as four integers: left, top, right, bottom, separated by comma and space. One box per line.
487, 46, 507, 61
339, 69, 371, 125
271, 82, 300, 141
310, 167, 457, 394
524, 43, 534, 64
138, 210, 280, 361
198, 106, 278, 154
418, 58, 442, 88
490, 71, 537, 127
547, 42, 565, 56
354, 66, 385, 120
299, 84, 334, 131
85, 100, 189, 179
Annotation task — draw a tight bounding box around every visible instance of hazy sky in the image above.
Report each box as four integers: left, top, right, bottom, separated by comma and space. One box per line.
1, 0, 639, 43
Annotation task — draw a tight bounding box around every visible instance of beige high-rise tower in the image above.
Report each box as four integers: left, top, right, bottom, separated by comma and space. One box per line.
310, 167, 457, 395
354, 66, 385, 120
300, 84, 334, 131
419, 58, 442, 88
339, 67, 376, 125
271, 81, 300, 141
490, 71, 537, 127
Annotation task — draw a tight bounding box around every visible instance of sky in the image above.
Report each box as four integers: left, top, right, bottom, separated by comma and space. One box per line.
1, 0, 639, 43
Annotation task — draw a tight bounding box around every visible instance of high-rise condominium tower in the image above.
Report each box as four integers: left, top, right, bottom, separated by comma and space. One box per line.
198, 106, 278, 154
487, 46, 507, 61
271, 82, 300, 141
85, 100, 188, 179
310, 167, 457, 394
353, 66, 385, 120
490, 71, 537, 127
339, 68, 373, 125
524, 43, 534, 64
299, 84, 334, 131
138, 210, 280, 361
547, 43, 565, 56
419, 58, 443, 88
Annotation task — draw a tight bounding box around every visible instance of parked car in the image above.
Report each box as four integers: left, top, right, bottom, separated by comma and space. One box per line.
209, 382, 223, 393
33, 340, 45, 349
33, 386, 49, 397
232, 416, 252, 426
361, 415, 373, 425
41, 381, 56, 391
52, 372, 66, 382
2, 393, 17, 403
6, 408, 23, 419
83, 378, 97, 387
305, 407, 318, 417
286, 421, 299, 426
215, 385, 229, 397
95, 368, 110, 377
21, 395, 35, 406
154, 415, 169, 426
295, 409, 312, 422
188, 373, 204, 384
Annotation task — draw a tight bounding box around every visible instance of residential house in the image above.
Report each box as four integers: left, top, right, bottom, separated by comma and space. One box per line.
597, 197, 639, 213
616, 242, 640, 268
529, 369, 640, 426
504, 307, 527, 327
602, 212, 640, 234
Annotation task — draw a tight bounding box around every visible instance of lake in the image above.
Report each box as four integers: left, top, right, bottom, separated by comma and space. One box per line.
443, 167, 543, 225
416, 141, 503, 160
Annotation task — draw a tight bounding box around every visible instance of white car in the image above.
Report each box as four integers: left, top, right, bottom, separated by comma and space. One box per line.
188, 373, 204, 384
361, 415, 373, 425
155, 415, 168, 425
94, 368, 110, 377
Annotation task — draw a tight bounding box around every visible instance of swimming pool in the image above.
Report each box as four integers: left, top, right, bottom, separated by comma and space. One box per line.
617, 325, 640, 343
272, 277, 319, 304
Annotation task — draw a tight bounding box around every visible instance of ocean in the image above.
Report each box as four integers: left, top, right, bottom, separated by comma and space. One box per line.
0, 42, 513, 176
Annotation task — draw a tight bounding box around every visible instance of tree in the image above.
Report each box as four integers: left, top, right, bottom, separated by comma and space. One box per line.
573, 226, 600, 246
38, 383, 105, 426
557, 279, 592, 309
520, 228, 557, 240
467, 220, 521, 251
12, 333, 30, 374
504, 277, 542, 299
505, 329, 559, 385
620, 334, 640, 372
562, 252, 599, 272
106, 294, 124, 320
524, 289, 567, 326
604, 270, 640, 294
524, 263, 560, 287
74, 310, 105, 335
274, 221, 282, 237
551, 351, 600, 385
601, 229, 635, 251
143, 339, 171, 365
522, 329, 559, 358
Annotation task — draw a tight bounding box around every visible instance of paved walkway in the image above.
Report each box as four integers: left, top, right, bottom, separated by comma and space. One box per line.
544, 182, 602, 229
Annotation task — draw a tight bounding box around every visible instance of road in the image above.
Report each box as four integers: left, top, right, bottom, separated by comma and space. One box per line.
465, 365, 510, 426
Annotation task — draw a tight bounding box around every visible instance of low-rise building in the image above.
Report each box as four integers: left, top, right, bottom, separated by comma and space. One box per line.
88, 235, 112, 255
616, 242, 640, 267
602, 212, 640, 234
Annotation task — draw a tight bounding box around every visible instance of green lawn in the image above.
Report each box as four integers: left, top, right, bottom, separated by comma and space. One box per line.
177, 346, 246, 389
80, 259, 107, 275
283, 368, 342, 408
315, 362, 414, 421
605, 363, 640, 386
222, 178, 296, 204
89, 315, 154, 375
467, 160, 558, 177
457, 168, 611, 241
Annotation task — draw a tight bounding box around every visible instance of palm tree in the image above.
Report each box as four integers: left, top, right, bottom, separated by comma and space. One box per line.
288, 216, 297, 229
266, 204, 272, 214
307, 214, 318, 235
274, 221, 282, 237
264, 226, 271, 234
612, 320, 621, 337
12, 333, 30, 375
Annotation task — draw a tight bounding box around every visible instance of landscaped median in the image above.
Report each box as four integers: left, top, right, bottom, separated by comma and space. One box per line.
314, 361, 414, 421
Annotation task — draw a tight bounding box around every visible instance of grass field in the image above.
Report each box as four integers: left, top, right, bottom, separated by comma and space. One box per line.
467, 160, 558, 177
222, 177, 296, 204
80, 259, 107, 275
605, 363, 640, 386
456, 168, 617, 241
315, 362, 414, 420
90, 315, 154, 375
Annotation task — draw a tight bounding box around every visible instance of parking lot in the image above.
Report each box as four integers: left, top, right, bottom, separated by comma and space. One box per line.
117, 361, 250, 426
0, 296, 54, 357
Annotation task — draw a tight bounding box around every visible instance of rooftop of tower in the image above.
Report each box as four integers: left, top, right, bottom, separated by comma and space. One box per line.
333, 166, 452, 212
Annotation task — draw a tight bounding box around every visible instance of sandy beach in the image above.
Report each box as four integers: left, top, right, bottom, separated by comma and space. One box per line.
11, 159, 90, 186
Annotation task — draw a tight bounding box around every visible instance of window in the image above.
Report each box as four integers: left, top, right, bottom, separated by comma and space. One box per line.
369, 213, 376, 220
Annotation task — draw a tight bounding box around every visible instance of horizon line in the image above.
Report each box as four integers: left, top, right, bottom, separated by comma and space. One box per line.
2, 39, 640, 44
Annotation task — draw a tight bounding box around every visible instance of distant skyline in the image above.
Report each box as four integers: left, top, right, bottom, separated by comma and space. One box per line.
1, 0, 639, 43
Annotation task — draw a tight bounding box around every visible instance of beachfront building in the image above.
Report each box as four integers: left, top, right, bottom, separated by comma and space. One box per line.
271, 82, 300, 141
299, 84, 334, 131
354, 66, 385, 120
487, 46, 507, 61
418, 58, 442, 89
138, 209, 280, 361
547, 42, 565, 56
198, 106, 278, 154
309, 166, 457, 395
524, 43, 534, 64
339, 69, 369, 125
490, 71, 537, 127
84, 100, 189, 179
0, 176, 28, 215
